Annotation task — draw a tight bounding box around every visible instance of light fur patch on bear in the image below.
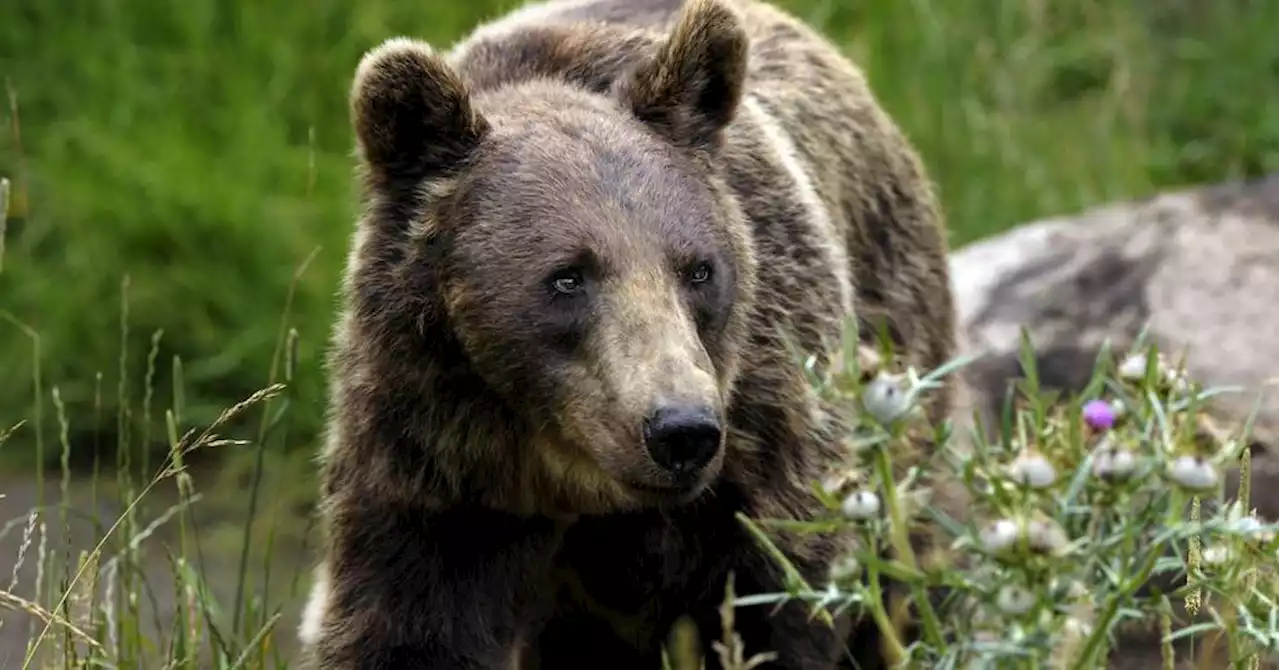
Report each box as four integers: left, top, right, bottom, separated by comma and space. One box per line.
740, 94, 855, 318
408, 178, 458, 240
297, 567, 329, 645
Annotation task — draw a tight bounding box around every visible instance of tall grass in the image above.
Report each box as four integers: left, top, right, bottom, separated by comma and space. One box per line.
0, 270, 316, 668
1, 163, 319, 665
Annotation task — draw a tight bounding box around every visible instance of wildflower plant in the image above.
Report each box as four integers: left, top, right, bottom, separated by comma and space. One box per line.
737, 321, 1280, 669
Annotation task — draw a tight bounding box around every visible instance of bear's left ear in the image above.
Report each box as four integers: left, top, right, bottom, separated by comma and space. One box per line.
617, 0, 748, 151
350, 37, 489, 186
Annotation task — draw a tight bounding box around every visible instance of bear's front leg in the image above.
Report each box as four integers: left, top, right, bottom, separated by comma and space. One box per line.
302, 498, 561, 670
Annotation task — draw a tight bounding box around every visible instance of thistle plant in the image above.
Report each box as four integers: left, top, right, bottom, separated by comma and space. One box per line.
738, 322, 1280, 669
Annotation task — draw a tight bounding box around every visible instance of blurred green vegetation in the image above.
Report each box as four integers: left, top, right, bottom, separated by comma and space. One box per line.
1, 0, 1276, 472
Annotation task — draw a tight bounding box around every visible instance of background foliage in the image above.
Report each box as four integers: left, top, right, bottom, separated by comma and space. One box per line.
1, 0, 1277, 472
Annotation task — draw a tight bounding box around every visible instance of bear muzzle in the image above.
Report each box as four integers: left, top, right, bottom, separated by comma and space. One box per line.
641, 403, 724, 488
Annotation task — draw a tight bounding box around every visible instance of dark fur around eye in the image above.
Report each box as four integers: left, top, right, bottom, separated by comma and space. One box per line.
683, 259, 732, 338
537, 277, 591, 353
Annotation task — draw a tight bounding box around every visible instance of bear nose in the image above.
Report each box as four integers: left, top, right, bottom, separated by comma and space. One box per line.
643, 405, 722, 479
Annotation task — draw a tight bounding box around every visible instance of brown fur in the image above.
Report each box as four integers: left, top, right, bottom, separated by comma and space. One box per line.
299, 0, 957, 668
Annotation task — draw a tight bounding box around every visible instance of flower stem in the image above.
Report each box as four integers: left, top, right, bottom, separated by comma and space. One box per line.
871, 444, 915, 566
864, 562, 908, 664
870, 441, 945, 650
1070, 538, 1165, 669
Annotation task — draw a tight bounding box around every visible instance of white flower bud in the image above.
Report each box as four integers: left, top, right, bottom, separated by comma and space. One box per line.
1092, 447, 1138, 482
996, 585, 1035, 616
1201, 545, 1230, 566
980, 518, 1020, 554
828, 555, 861, 583
1026, 518, 1069, 555
841, 490, 881, 521
1160, 367, 1192, 395
1167, 455, 1219, 491
1007, 451, 1058, 489
861, 372, 912, 426
1117, 353, 1150, 380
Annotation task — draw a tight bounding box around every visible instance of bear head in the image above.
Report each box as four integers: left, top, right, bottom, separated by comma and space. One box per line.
344, 0, 760, 513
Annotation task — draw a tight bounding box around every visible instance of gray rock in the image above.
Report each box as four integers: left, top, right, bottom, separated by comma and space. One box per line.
951, 175, 1278, 507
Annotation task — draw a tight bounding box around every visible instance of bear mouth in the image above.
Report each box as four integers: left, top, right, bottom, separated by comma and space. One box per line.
625, 480, 709, 505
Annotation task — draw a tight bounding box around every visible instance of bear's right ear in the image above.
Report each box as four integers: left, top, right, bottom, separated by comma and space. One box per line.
616, 0, 748, 151
350, 38, 489, 185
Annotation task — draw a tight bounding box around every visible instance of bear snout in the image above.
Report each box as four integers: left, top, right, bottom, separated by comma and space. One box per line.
641, 404, 723, 482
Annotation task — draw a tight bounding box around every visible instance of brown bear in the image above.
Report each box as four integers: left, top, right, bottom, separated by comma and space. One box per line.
297, 0, 957, 668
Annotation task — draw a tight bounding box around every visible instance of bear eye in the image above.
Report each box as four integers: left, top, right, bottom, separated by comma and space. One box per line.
689, 262, 713, 285
550, 269, 586, 295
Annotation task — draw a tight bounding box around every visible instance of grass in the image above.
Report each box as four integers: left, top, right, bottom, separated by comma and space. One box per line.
0, 0, 1276, 667
0, 283, 311, 668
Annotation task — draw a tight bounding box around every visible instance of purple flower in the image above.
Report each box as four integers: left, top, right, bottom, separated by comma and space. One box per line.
1082, 399, 1115, 431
